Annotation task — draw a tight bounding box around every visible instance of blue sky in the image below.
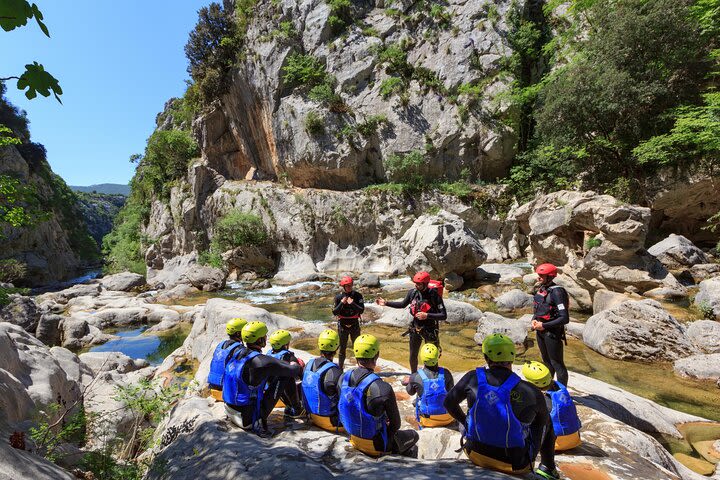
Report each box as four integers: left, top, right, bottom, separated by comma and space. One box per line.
1, 0, 210, 186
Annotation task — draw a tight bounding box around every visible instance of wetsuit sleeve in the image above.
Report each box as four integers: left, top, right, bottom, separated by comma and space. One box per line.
426, 289, 447, 322
351, 291, 365, 314
385, 289, 413, 309
405, 372, 421, 395
246, 354, 303, 386
444, 369, 455, 392
542, 287, 570, 329
332, 294, 344, 316
530, 385, 556, 469
323, 366, 341, 397
444, 371, 474, 426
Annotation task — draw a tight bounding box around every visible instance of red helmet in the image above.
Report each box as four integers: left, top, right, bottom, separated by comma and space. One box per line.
339, 276, 354, 286
535, 263, 558, 277
412, 271, 431, 283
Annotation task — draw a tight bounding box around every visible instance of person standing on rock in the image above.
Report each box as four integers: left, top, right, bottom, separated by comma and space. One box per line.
301, 329, 344, 432
223, 321, 303, 437
333, 276, 365, 370
406, 343, 455, 428
444, 334, 559, 480
531, 263, 570, 386
266, 329, 306, 418
522, 360, 582, 452
375, 271, 447, 374
338, 334, 419, 457
207, 318, 247, 401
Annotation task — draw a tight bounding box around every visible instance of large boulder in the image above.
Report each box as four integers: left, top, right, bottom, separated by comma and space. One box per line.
79, 351, 148, 376
0, 295, 40, 332
694, 277, 720, 320
552, 274, 593, 312
648, 234, 708, 269
474, 312, 530, 353
583, 300, 699, 361
34, 313, 62, 346
510, 191, 679, 294
357, 272, 381, 288
686, 320, 720, 353
369, 299, 483, 327
99, 271, 146, 291
398, 212, 487, 279
185, 265, 227, 292
673, 353, 720, 381
592, 289, 638, 315
494, 289, 533, 311
475, 263, 525, 284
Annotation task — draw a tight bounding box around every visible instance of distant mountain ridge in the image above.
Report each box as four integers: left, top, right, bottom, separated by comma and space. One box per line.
71, 183, 130, 196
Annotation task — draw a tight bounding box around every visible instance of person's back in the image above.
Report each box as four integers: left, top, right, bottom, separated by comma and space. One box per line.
265, 329, 304, 416
445, 334, 559, 480
302, 331, 344, 432
207, 318, 247, 400
407, 344, 454, 427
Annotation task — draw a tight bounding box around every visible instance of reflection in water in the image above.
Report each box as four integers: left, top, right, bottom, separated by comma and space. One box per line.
90, 324, 190, 366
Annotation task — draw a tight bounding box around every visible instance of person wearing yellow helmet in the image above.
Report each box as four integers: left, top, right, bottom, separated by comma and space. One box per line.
406, 343, 455, 428
222, 321, 303, 437
265, 329, 305, 418
301, 329, 345, 432
338, 335, 419, 458
522, 361, 582, 452
444, 334, 559, 480
207, 318, 247, 401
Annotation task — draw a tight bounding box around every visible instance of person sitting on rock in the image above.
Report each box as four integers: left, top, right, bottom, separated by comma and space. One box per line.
266, 329, 305, 418
207, 318, 247, 401
376, 271, 446, 375
406, 343, 455, 428
531, 263, 570, 386
444, 334, 559, 480
338, 334, 419, 457
523, 360, 582, 452
333, 276, 365, 370
301, 329, 344, 432
223, 321, 303, 437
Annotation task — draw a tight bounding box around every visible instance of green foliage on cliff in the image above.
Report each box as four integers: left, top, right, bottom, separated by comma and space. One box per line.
282, 53, 328, 90
215, 210, 268, 250
102, 201, 146, 275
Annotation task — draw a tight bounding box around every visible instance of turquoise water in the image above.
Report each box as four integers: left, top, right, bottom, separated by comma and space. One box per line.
89, 326, 188, 365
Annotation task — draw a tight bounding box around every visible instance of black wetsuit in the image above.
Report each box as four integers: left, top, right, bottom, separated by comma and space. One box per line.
349, 367, 419, 455
386, 287, 447, 373
226, 347, 303, 428
406, 365, 455, 399
533, 283, 570, 386
267, 349, 303, 412
333, 290, 365, 369
308, 356, 343, 426
444, 366, 556, 471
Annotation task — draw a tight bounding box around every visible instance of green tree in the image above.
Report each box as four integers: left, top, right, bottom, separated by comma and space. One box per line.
0, 1, 62, 102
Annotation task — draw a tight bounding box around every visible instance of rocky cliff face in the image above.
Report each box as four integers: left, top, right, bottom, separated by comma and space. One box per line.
75, 192, 126, 246
195, 0, 517, 189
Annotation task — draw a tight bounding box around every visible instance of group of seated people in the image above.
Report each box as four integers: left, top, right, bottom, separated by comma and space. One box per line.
207, 318, 582, 480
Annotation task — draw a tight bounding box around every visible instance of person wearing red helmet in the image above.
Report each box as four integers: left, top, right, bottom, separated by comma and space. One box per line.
376, 271, 447, 374
531, 263, 570, 386
332, 276, 365, 370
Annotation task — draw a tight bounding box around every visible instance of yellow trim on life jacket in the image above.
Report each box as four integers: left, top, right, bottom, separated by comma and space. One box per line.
273, 398, 286, 409
419, 413, 454, 428
209, 388, 223, 402
464, 449, 531, 474
350, 435, 384, 457
555, 431, 582, 451
309, 414, 345, 433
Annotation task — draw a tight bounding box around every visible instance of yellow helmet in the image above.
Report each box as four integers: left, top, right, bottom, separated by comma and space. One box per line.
419, 343, 440, 366
269, 329, 292, 350
318, 329, 340, 352
241, 321, 268, 344
226, 318, 248, 337
522, 361, 552, 388
482, 333, 516, 363
353, 334, 380, 359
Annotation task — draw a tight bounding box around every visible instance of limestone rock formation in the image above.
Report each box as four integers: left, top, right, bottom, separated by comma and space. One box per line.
494, 288, 532, 311
185, 265, 227, 292
473, 312, 530, 353
0, 295, 40, 332
368, 298, 483, 327
673, 353, 720, 381
686, 320, 720, 353
510, 190, 681, 294
694, 277, 720, 320
475, 263, 525, 284
99, 272, 146, 292
583, 300, 699, 361
648, 234, 708, 269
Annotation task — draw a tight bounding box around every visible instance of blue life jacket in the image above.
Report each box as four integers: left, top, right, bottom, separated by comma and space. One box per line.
338, 370, 388, 449
548, 382, 581, 436
302, 357, 339, 416
207, 340, 244, 389
222, 350, 265, 417
466, 368, 526, 449
266, 349, 290, 361
416, 367, 448, 420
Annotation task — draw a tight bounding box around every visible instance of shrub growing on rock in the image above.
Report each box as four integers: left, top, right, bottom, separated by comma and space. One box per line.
282, 53, 328, 90
0, 259, 26, 283
305, 111, 325, 135
214, 210, 268, 251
